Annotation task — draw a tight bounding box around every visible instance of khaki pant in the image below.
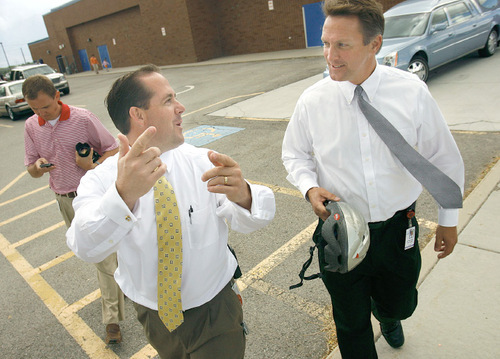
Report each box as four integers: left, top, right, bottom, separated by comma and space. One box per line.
134, 282, 245, 359
56, 193, 125, 324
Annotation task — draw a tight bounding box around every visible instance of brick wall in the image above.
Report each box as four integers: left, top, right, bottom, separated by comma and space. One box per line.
28, 0, 402, 72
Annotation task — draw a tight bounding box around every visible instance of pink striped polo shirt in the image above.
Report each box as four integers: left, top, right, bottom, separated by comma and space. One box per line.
24, 102, 118, 194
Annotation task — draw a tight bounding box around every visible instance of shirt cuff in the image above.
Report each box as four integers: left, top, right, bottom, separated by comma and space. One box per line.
437, 208, 459, 227
101, 183, 138, 228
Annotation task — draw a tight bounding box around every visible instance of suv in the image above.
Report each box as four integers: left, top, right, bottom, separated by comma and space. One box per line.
10, 64, 70, 95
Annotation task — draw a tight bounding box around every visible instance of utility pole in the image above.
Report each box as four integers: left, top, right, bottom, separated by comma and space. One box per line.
0, 42, 11, 68
20, 48, 26, 64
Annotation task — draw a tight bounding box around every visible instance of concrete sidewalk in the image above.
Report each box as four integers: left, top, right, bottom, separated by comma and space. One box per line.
328, 160, 500, 359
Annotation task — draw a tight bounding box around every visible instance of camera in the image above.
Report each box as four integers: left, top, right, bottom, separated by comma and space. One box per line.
76, 142, 101, 163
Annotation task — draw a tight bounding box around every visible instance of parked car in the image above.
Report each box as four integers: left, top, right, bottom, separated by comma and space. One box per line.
0, 80, 33, 120
9, 64, 70, 95
377, 0, 500, 81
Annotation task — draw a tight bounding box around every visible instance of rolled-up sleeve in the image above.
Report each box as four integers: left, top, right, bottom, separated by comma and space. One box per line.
66, 168, 136, 263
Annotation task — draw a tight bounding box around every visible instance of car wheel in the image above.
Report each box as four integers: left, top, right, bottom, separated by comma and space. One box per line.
62, 87, 70, 95
408, 56, 429, 82
478, 30, 498, 57
6, 106, 17, 121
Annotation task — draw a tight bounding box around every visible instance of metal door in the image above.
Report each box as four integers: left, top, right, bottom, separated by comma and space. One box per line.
302, 2, 325, 47
78, 49, 91, 71
97, 45, 112, 69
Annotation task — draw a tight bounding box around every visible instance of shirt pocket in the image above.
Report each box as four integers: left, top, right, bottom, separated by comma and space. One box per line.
184, 206, 219, 249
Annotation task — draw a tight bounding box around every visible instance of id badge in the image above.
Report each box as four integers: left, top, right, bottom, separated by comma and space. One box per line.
405, 227, 416, 250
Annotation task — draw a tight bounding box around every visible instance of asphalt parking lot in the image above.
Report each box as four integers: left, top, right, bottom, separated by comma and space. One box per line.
0, 47, 499, 359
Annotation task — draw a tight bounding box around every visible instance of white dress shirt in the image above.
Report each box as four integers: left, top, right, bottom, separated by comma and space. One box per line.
282, 64, 464, 226
67, 143, 275, 311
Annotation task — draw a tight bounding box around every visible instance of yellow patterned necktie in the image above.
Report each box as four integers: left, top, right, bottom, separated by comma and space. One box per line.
154, 176, 183, 331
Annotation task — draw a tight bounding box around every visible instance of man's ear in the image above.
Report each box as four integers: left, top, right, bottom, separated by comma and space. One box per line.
371, 34, 383, 54
129, 106, 145, 123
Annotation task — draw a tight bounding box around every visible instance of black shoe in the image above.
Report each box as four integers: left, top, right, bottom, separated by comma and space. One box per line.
380, 320, 404, 348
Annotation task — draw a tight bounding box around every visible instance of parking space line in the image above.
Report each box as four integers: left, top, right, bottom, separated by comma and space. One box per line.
0, 171, 28, 197
223, 116, 290, 122
129, 344, 158, 359
12, 221, 65, 248
237, 221, 317, 292
183, 92, 265, 118
0, 233, 120, 358
247, 180, 303, 198
35, 250, 75, 274
250, 279, 330, 323
0, 185, 49, 208
0, 200, 56, 228
63, 289, 101, 315
0, 123, 14, 128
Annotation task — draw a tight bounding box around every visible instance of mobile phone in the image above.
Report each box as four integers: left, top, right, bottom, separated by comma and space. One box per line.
40, 163, 54, 168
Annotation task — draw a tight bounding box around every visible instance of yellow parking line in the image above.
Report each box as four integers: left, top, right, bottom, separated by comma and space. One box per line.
0, 233, 119, 359
12, 221, 65, 248
63, 289, 101, 315
0, 171, 28, 197
130, 344, 158, 359
35, 250, 75, 274
224, 116, 290, 122
0, 185, 50, 208
237, 221, 317, 292
0, 200, 56, 228
0, 123, 14, 128
250, 279, 331, 322
183, 92, 264, 117
247, 180, 302, 198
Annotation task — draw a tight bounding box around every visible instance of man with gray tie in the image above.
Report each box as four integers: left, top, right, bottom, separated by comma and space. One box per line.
282, 0, 464, 358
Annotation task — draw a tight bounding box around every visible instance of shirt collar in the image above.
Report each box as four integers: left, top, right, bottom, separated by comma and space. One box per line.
160, 147, 176, 174
338, 63, 382, 104
38, 101, 70, 126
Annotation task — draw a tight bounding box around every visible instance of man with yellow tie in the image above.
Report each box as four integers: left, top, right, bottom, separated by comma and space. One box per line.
66, 65, 276, 358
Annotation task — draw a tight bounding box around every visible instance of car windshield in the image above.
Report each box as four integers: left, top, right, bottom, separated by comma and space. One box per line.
9, 83, 23, 94
384, 13, 430, 38
24, 66, 56, 77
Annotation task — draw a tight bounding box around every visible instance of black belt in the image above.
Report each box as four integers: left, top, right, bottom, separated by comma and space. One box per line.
56, 191, 77, 198
368, 202, 416, 230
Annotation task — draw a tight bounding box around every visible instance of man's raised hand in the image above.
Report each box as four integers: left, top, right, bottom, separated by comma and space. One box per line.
116, 127, 166, 210
201, 151, 252, 211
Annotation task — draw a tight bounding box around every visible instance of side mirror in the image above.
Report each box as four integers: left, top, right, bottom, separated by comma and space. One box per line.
430, 23, 447, 34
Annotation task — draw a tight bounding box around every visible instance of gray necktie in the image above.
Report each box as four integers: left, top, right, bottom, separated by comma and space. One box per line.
355, 85, 462, 209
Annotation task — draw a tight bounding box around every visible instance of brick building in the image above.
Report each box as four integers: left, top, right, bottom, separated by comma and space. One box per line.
28, 0, 399, 74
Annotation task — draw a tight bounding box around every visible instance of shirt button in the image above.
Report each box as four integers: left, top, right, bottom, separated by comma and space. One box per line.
125, 215, 131, 222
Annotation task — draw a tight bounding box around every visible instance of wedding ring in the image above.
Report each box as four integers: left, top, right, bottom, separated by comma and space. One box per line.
224, 176, 228, 185
153, 166, 159, 172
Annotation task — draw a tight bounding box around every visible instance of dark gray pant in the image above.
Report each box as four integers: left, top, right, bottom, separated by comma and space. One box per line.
134, 282, 245, 359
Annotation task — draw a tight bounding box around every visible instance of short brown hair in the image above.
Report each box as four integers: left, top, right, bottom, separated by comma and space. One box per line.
22, 75, 57, 100
105, 64, 161, 135
323, 0, 384, 45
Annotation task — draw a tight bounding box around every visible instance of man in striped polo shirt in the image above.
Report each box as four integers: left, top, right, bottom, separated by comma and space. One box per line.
22, 74, 125, 345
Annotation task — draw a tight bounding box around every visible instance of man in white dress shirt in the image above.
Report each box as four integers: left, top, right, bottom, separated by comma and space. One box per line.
282, 0, 464, 358
67, 64, 276, 358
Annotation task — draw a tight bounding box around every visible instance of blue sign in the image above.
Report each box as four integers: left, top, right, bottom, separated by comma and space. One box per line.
183, 125, 245, 147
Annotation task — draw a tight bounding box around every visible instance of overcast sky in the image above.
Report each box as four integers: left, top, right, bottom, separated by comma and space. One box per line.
0, 0, 74, 68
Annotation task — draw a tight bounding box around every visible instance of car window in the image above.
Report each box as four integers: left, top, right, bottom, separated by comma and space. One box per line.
0, 86, 6, 97
446, 2, 473, 24
8, 83, 23, 94
23, 66, 56, 78
477, 0, 499, 10
431, 8, 449, 28
384, 13, 430, 38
